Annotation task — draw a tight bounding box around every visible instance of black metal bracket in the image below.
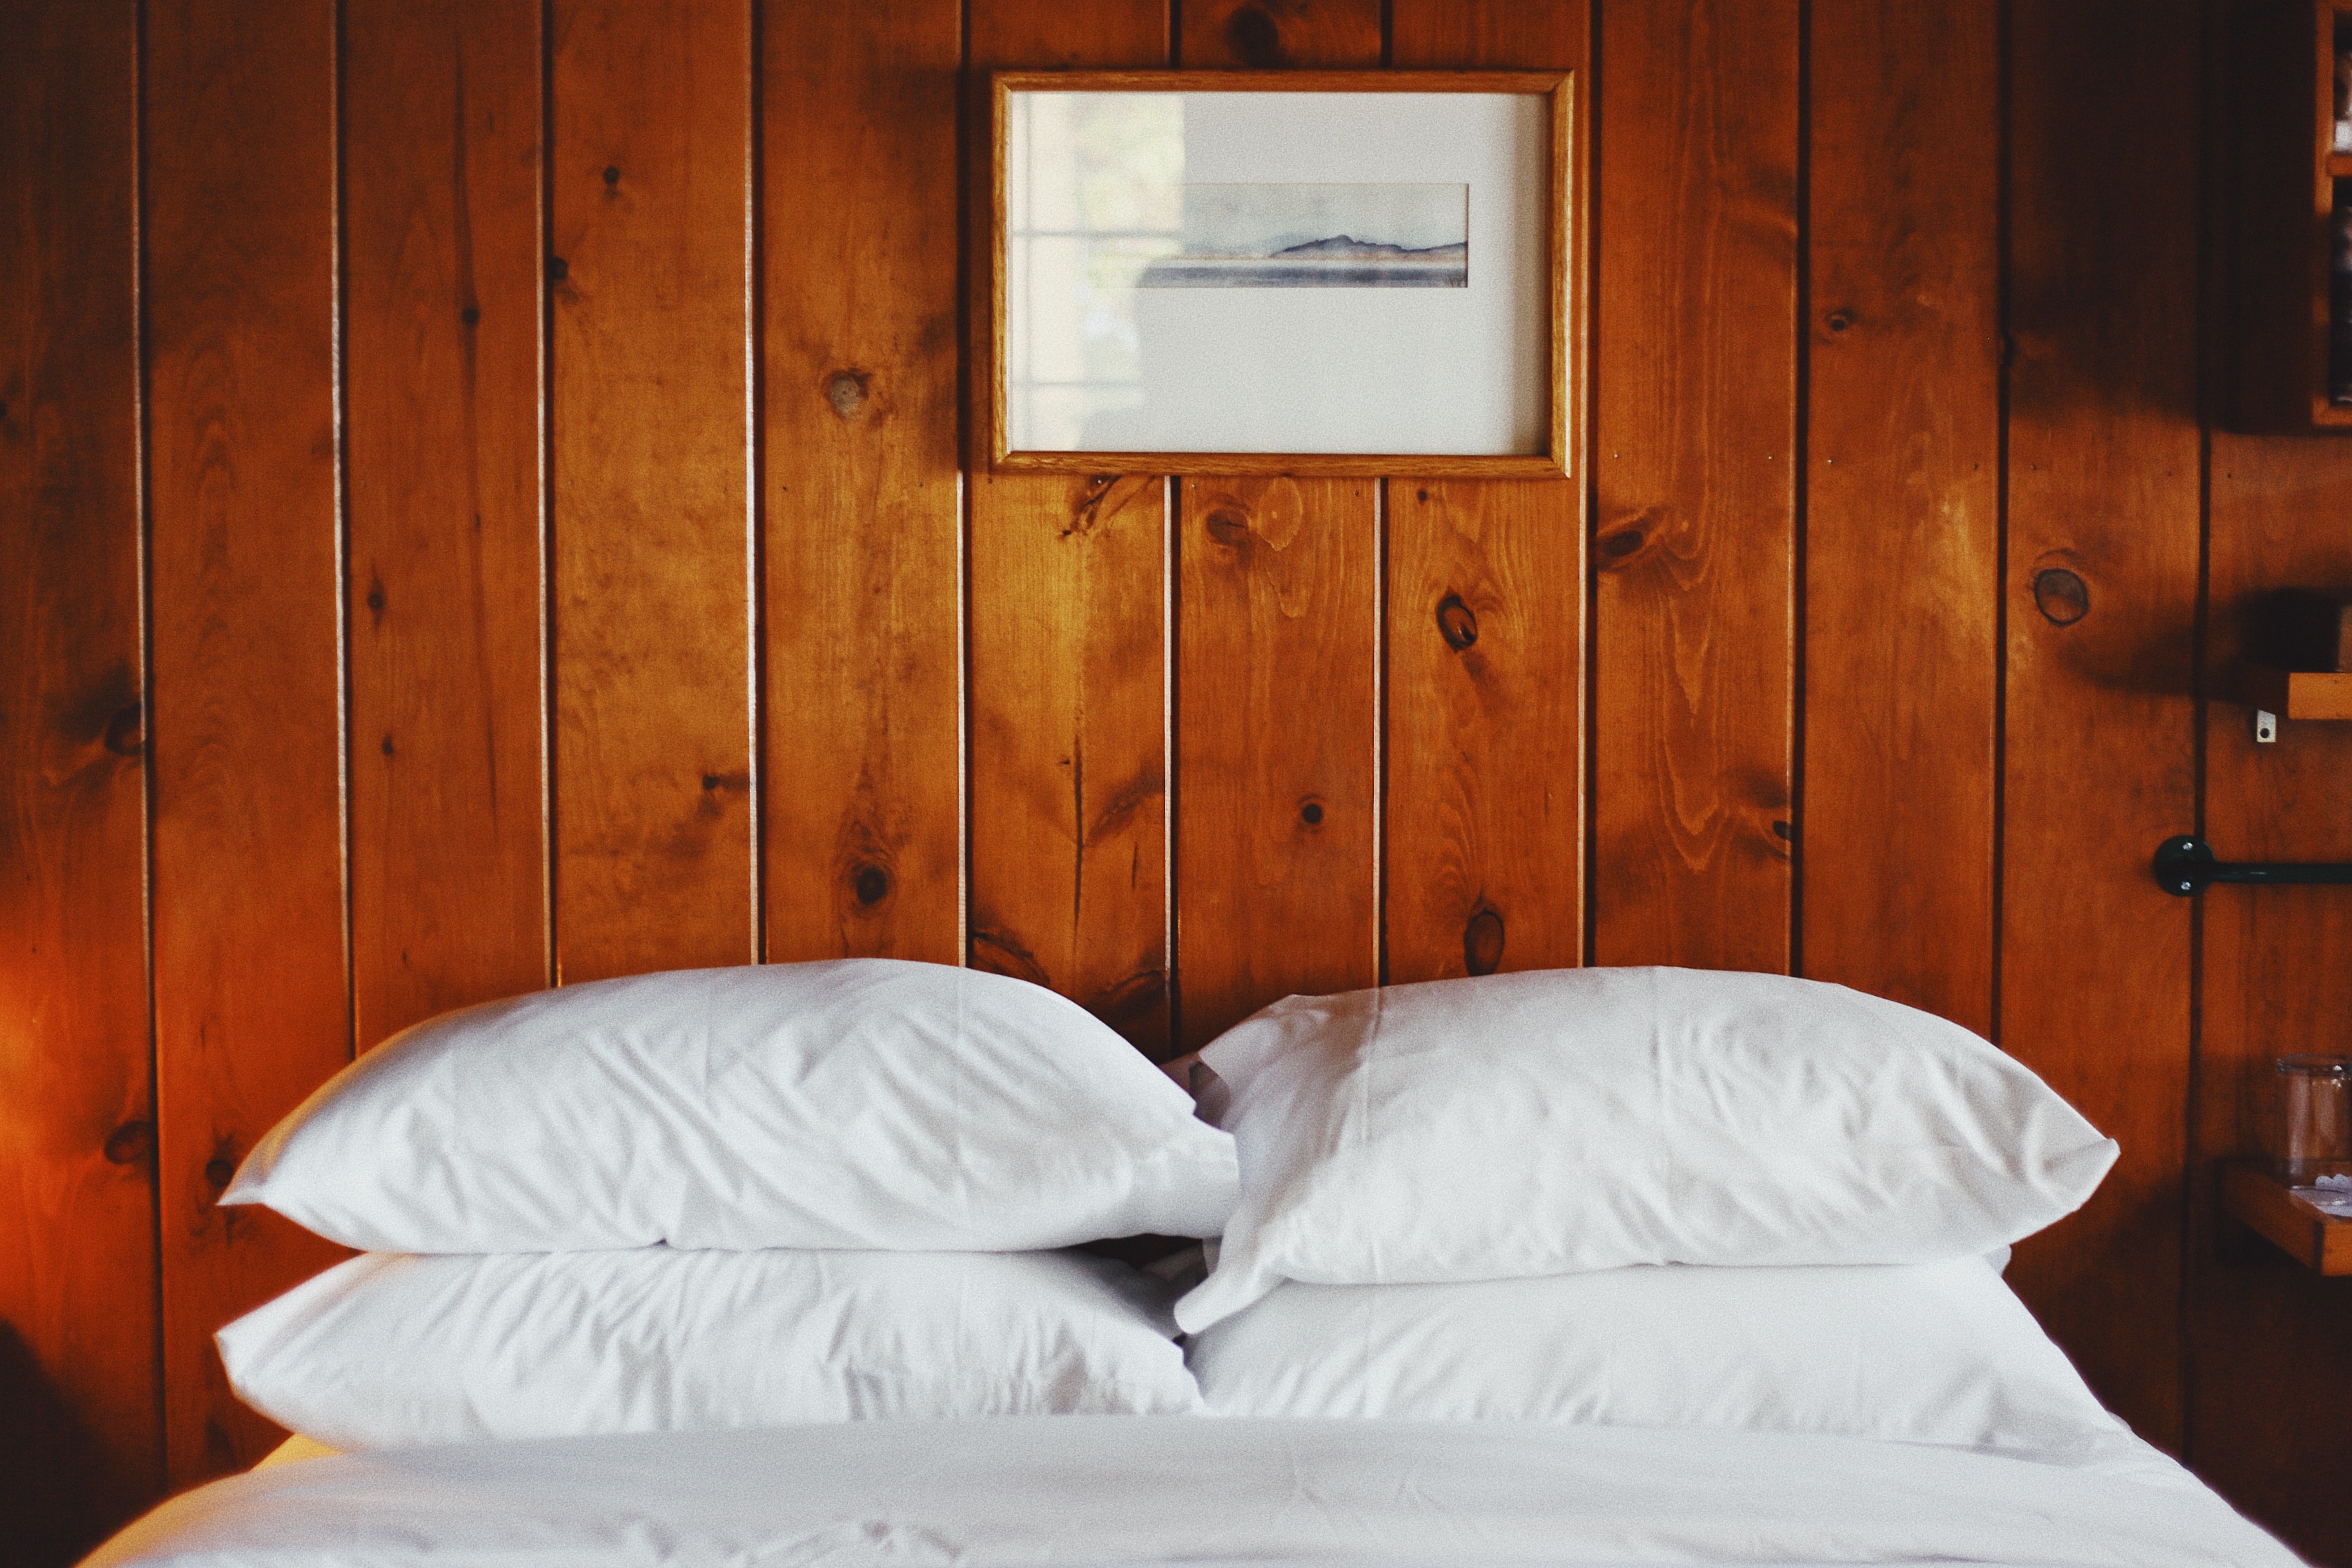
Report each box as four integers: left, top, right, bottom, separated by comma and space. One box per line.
2153, 836, 2352, 896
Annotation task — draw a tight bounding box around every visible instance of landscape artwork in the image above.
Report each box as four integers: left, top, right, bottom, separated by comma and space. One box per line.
1138, 182, 1469, 288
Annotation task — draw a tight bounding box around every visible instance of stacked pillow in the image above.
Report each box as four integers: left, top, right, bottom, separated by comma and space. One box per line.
223, 959, 2130, 1460
217, 959, 1238, 1448
1173, 966, 2132, 1455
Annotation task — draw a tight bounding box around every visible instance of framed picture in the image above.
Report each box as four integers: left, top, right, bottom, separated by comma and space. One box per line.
986, 70, 1576, 478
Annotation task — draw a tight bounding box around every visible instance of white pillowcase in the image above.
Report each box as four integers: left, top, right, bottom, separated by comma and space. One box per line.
1186, 1258, 2130, 1456
219, 1246, 1202, 1449
223, 960, 1238, 1253
1177, 967, 2116, 1331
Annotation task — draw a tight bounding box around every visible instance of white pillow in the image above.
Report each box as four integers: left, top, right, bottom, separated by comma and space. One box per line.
219, 1246, 1202, 1449
1186, 1258, 2132, 1457
1177, 967, 2116, 1331
223, 960, 1237, 1253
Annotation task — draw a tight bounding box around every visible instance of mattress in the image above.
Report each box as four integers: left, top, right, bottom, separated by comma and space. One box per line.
86, 1415, 2298, 1567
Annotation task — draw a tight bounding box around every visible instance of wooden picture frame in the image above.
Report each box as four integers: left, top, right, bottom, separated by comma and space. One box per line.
986, 70, 1576, 478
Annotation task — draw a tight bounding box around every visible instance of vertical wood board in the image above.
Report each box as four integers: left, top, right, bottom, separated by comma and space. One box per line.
0, 3, 159, 1557
144, 0, 352, 1485
1384, 0, 1587, 985
549, 0, 756, 982
1801, 0, 2000, 1031
2001, 0, 2202, 1451
1590, 0, 1799, 974
345, 0, 549, 1047
762, 0, 963, 968
1177, 477, 1380, 1044
966, 0, 1175, 1052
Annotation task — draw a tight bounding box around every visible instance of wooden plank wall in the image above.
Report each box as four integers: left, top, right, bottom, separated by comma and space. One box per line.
4, 1, 2348, 1563
0, 5, 153, 1560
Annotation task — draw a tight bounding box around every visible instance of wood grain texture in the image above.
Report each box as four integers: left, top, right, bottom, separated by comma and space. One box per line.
549, 0, 754, 982
1801, 0, 1998, 1031
1384, 0, 1586, 984
1173, 0, 1381, 1044
2001, 0, 2202, 1453
1177, 478, 1380, 1044
1391, 0, 1582, 70
0, 5, 157, 1559
1180, 0, 1381, 68
2188, 428, 2352, 1564
761, 0, 961, 968
967, 472, 1168, 1046
1590, 0, 1798, 973
1384, 481, 1584, 982
144, 0, 351, 1487
345, 0, 548, 1047
967, 0, 1173, 1050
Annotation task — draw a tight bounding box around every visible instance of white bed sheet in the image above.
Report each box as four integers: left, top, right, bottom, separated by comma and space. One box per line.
87, 1415, 2298, 1568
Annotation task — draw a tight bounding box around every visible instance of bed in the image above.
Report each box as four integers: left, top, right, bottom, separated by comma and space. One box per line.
79, 961, 2305, 1568
93, 1417, 2293, 1568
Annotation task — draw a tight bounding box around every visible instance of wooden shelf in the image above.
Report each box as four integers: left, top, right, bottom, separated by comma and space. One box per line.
2239, 665, 2352, 719
2224, 1161, 2352, 1274
2330, 153, 2352, 178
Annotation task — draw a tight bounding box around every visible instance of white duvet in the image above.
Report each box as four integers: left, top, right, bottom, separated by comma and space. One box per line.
87, 1416, 2298, 1568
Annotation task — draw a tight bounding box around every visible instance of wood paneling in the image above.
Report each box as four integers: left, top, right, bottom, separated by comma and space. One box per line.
548, 0, 755, 982
1174, 0, 1382, 1044
762, 1, 963, 968
144, 0, 351, 1485
1385, 0, 1586, 985
1591, 0, 1799, 972
966, 464, 1171, 1044
967, 1, 1173, 1050
1801, 0, 1999, 1030
1177, 478, 1380, 1044
345, 0, 547, 1048
2001, 0, 2203, 1452
2190, 432, 2352, 1565
0, 3, 155, 1558
23, 2, 2352, 1558
1180, 0, 1382, 68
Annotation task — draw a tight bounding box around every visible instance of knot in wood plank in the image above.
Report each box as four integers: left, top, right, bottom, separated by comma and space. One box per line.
970, 926, 1050, 986
1436, 591, 1479, 651
2033, 567, 2090, 626
825, 369, 870, 420
1224, 3, 1287, 66
1204, 506, 1252, 549
103, 702, 143, 758
103, 1121, 153, 1166
1464, 906, 1505, 976
1598, 527, 1645, 562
